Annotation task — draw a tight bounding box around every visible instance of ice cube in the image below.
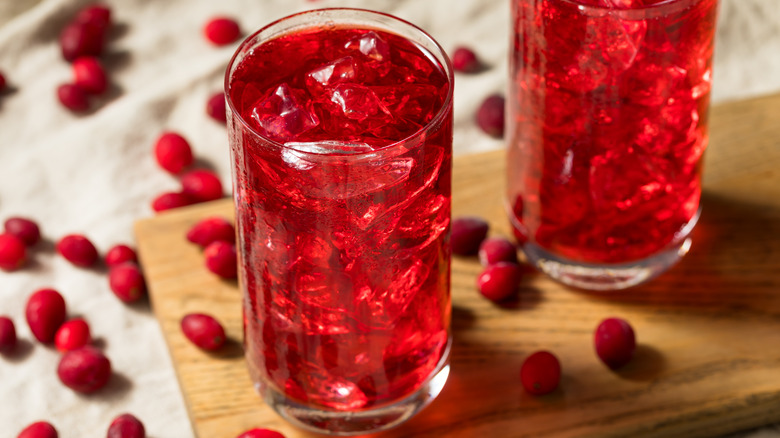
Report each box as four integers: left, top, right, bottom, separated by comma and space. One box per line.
315, 83, 395, 138
373, 84, 440, 125
589, 148, 675, 224
547, 52, 607, 92
250, 83, 319, 142
691, 67, 713, 99
309, 374, 369, 410
280, 140, 413, 200
538, 146, 591, 229
329, 83, 392, 122
282, 141, 375, 170
305, 56, 358, 95
363, 258, 432, 325
351, 145, 444, 230
625, 61, 687, 107
587, 14, 646, 74
344, 31, 390, 62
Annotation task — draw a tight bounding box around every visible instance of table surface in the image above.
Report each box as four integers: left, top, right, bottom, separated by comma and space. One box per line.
134, 91, 780, 438
2, 0, 780, 437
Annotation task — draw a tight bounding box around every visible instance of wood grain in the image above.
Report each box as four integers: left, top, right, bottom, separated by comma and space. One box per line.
134, 93, 780, 438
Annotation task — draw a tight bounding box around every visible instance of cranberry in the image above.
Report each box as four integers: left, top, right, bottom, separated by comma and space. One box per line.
57, 345, 111, 393
451, 216, 489, 255
477, 262, 523, 302
59, 21, 105, 62
452, 46, 481, 73
206, 91, 227, 123
57, 83, 90, 112
204, 240, 237, 278
181, 169, 224, 202
4, 217, 41, 246
476, 94, 505, 138
108, 262, 146, 303
204, 17, 241, 46
107, 413, 145, 438
478, 236, 518, 266
594, 317, 636, 370
0, 232, 27, 271
520, 350, 561, 395
0, 70, 6, 91
151, 192, 193, 212
56, 234, 99, 267
187, 216, 235, 247
75, 4, 111, 28
55, 318, 91, 352
0, 316, 17, 354
25, 288, 66, 343
236, 429, 286, 438
154, 132, 193, 174
17, 421, 58, 438
181, 313, 226, 350
73, 57, 107, 95
105, 244, 138, 267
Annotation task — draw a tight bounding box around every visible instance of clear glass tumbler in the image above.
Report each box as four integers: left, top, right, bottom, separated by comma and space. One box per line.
225, 8, 453, 435
507, 0, 720, 290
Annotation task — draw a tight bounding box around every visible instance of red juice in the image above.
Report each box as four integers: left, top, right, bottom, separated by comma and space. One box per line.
507, 0, 719, 270
226, 14, 452, 419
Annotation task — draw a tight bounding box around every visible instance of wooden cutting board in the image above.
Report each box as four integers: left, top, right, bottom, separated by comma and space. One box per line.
134, 92, 780, 438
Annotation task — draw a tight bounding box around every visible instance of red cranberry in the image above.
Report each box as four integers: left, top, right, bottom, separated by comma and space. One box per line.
73, 57, 107, 95
477, 262, 522, 302
0, 232, 27, 271
56, 234, 99, 267
0, 316, 17, 354
57, 345, 111, 393
154, 132, 193, 174
181, 313, 226, 350
204, 17, 241, 46
0, 71, 6, 91
108, 262, 146, 303
107, 413, 145, 438
75, 4, 111, 28
17, 421, 58, 438
59, 21, 105, 62
520, 350, 561, 395
594, 317, 636, 370
451, 216, 489, 255
236, 429, 286, 438
478, 236, 518, 266
25, 288, 66, 343
57, 83, 90, 112
105, 244, 138, 267
181, 169, 224, 202
151, 192, 193, 212
204, 240, 237, 278
55, 318, 91, 352
4, 217, 41, 246
476, 94, 505, 138
452, 46, 481, 73
206, 91, 227, 123
187, 216, 235, 247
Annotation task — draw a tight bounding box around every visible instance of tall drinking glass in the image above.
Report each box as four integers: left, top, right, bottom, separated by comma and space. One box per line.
507, 0, 719, 290
225, 9, 453, 435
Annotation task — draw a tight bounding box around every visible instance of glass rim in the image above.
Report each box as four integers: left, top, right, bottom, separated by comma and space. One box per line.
555, 0, 705, 19
224, 7, 454, 157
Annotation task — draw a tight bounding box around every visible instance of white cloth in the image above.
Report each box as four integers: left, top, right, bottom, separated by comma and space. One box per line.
1, 0, 780, 436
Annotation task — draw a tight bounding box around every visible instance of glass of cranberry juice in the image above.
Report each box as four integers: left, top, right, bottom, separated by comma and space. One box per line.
225, 9, 453, 435
507, 0, 719, 290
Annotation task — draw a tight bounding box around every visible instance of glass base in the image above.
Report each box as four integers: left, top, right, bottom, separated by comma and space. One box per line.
256, 341, 451, 436
522, 238, 692, 291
